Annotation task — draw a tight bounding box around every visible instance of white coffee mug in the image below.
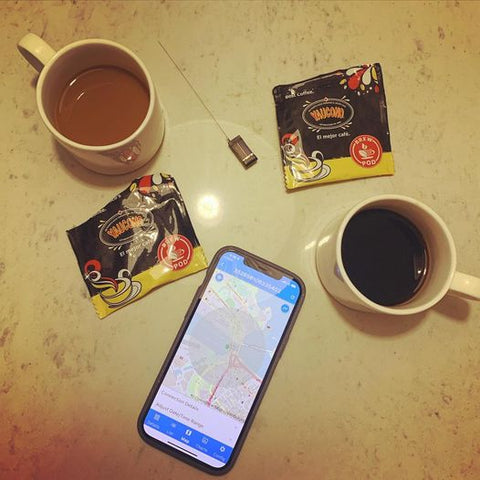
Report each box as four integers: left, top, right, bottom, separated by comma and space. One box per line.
18, 33, 165, 175
316, 194, 480, 315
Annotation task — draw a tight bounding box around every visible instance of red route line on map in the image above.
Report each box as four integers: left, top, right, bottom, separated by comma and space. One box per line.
204, 280, 262, 407
206, 352, 262, 406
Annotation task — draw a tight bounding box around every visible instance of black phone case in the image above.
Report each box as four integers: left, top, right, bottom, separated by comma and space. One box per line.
137, 245, 306, 475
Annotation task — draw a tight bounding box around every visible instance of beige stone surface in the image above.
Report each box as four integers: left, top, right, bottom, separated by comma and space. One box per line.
1, 1, 479, 479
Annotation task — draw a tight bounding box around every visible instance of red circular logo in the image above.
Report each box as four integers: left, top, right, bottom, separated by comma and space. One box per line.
157, 234, 193, 271
349, 135, 383, 168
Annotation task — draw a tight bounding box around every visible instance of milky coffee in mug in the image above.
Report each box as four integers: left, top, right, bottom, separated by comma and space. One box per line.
55, 65, 150, 146
17, 33, 165, 175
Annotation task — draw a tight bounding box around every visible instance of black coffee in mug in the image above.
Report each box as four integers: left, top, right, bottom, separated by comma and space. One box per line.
341, 208, 429, 306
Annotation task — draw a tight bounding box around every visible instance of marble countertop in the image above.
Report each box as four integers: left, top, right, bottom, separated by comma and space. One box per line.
1, 1, 479, 479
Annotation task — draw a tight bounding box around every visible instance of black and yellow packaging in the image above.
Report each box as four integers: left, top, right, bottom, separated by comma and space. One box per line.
67, 173, 208, 318
273, 63, 394, 190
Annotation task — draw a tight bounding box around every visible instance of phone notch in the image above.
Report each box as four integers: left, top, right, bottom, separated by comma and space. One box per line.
243, 256, 283, 279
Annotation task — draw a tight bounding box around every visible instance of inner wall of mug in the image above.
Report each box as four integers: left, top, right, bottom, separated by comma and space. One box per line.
39, 42, 151, 147
339, 197, 456, 311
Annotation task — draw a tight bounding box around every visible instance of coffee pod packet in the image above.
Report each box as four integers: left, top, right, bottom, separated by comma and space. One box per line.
273, 63, 394, 190
67, 173, 208, 318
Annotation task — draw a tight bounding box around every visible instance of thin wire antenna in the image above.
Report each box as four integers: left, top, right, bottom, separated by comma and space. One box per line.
157, 39, 230, 140
156, 39, 257, 168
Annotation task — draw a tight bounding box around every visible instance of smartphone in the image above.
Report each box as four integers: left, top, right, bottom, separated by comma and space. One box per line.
138, 246, 305, 475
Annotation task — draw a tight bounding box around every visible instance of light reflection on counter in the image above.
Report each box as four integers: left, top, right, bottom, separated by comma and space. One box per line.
196, 193, 222, 225
304, 240, 317, 251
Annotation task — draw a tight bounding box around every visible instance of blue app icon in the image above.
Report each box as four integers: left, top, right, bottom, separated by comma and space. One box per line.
215, 273, 224, 282
281, 304, 289, 313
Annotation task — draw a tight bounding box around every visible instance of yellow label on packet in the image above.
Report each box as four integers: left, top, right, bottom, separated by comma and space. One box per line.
90, 246, 207, 319
273, 64, 395, 189
283, 152, 395, 189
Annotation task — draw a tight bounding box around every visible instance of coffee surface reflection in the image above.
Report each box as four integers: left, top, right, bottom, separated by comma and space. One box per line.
54, 65, 149, 146
341, 208, 429, 306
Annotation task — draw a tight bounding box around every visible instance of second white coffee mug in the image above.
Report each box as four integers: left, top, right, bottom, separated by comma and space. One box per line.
18, 33, 165, 175
316, 194, 480, 315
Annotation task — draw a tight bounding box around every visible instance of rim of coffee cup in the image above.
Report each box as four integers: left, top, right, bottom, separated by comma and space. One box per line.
335, 194, 457, 315
35, 38, 156, 152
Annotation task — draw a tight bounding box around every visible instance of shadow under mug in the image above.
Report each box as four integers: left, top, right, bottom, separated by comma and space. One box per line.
17, 33, 165, 175
316, 194, 480, 315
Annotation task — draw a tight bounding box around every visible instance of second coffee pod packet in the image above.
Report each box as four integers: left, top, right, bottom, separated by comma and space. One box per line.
67, 173, 208, 318
273, 63, 394, 190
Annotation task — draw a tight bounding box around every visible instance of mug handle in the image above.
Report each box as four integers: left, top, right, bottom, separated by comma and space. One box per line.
17, 33, 56, 73
448, 271, 480, 301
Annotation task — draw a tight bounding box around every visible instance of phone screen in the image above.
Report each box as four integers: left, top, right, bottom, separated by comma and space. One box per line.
139, 248, 303, 472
